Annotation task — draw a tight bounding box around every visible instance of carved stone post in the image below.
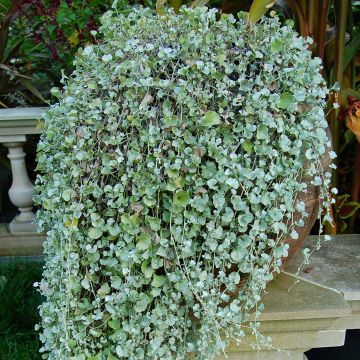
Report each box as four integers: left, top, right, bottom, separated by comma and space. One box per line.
1, 135, 37, 233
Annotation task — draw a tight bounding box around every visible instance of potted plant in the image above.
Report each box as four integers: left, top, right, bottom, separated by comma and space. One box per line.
35, 6, 335, 359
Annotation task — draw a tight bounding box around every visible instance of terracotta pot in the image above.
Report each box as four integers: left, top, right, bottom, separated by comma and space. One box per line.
283, 135, 332, 264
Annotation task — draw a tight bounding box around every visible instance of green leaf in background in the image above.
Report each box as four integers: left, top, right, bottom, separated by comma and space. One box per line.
108, 319, 121, 330
136, 233, 152, 250
156, 0, 183, 14
19, 79, 47, 103
343, 30, 360, 72
173, 190, 190, 207
88, 227, 103, 239
271, 38, 283, 53
277, 92, 294, 109
156, 0, 167, 15
338, 202, 360, 219
190, 0, 209, 8
151, 274, 166, 288
61, 188, 72, 201
134, 293, 150, 313
248, 0, 275, 25
169, 0, 182, 12
204, 111, 221, 127
242, 141, 253, 152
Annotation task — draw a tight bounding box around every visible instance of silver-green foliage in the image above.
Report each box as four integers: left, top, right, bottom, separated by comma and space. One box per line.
35, 6, 334, 360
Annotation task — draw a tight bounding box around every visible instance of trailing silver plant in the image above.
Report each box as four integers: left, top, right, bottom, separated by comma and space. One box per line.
35, 6, 335, 360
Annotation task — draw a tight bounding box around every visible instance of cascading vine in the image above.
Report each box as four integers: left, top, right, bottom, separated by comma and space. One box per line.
35, 6, 335, 360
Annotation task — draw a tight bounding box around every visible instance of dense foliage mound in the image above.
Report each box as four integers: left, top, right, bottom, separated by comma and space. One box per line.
35, 6, 334, 360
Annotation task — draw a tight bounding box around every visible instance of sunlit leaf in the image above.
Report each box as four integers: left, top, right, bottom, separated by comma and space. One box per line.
62, 188, 73, 201
271, 38, 282, 53
64, 218, 78, 228
134, 293, 150, 312
136, 233, 152, 250
88, 227, 103, 239
249, 0, 275, 25
242, 141, 253, 152
97, 283, 110, 296
173, 190, 190, 207
146, 216, 161, 231
156, 0, 167, 15
108, 319, 121, 330
190, 0, 209, 8
151, 274, 166, 287
204, 111, 221, 127
277, 92, 294, 109
169, 0, 182, 12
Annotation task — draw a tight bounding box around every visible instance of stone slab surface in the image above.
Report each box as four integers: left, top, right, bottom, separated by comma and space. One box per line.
0, 107, 46, 121
285, 235, 360, 301
0, 134, 27, 143
9, 218, 38, 234
0, 223, 44, 256
225, 329, 346, 353
257, 273, 351, 321
220, 273, 350, 356
0, 107, 46, 136
215, 349, 307, 360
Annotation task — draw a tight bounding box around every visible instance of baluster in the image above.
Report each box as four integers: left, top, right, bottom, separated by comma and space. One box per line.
1, 135, 37, 233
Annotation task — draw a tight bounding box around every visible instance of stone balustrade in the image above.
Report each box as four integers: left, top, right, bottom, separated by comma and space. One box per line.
0, 107, 46, 235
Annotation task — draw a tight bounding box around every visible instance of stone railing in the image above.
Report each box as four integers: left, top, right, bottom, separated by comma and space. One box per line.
0, 107, 46, 254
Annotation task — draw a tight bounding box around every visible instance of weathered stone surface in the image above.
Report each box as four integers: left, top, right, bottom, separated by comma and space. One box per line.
0, 223, 44, 256
285, 235, 360, 301
0, 107, 45, 136
258, 273, 350, 322
216, 349, 307, 360
218, 233, 360, 359
285, 234, 360, 331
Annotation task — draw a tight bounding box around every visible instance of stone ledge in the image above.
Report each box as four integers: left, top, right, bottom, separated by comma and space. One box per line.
0, 107, 46, 136
285, 234, 360, 332
216, 234, 360, 359
258, 272, 350, 322
285, 234, 360, 302
225, 329, 346, 353
0, 223, 44, 256
216, 350, 308, 360
219, 272, 350, 358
